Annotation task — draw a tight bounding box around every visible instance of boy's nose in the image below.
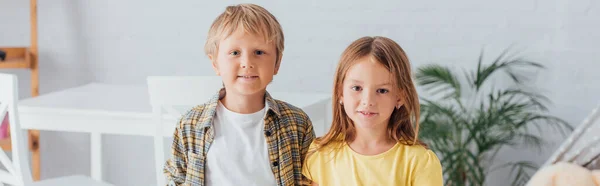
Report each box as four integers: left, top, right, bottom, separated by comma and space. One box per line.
240, 55, 254, 68
241, 64, 254, 68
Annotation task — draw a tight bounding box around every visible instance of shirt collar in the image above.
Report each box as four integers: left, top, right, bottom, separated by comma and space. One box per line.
200, 88, 282, 128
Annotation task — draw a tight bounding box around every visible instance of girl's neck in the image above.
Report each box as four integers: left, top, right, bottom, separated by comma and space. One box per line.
220, 89, 266, 114
348, 124, 396, 155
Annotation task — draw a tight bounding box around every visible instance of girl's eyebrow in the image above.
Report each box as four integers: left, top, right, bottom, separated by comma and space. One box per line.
350, 79, 363, 84
349, 79, 391, 86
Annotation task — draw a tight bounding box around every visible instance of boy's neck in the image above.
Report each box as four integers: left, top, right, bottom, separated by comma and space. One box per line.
220, 89, 266, 114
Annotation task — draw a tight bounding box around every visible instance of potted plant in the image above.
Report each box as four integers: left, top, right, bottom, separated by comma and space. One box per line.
416, 48, 573, 186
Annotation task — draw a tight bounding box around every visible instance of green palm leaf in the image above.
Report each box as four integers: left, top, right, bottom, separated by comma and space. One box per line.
416, 48, 572, 186
471, 49, 545, 92
417, 65, 462, 99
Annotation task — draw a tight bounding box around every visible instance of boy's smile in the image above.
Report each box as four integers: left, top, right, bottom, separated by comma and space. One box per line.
237, 74, 259, 82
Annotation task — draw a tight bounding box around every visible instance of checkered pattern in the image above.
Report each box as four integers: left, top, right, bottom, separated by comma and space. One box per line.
164, 89, 315, 186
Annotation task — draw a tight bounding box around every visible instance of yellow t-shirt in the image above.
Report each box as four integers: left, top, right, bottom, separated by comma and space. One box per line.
302, 141, 443, 186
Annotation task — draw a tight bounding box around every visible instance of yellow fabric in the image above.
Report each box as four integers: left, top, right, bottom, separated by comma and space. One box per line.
302, 141, 443, 186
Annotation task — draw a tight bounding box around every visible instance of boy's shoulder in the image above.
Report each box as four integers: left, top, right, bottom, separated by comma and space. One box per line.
177, 103, 216, 129
265, 94, 316, 137
269, 98, 312, 124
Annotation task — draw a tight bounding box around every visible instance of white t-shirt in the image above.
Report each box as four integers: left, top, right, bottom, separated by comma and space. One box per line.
205, 101, 277, 186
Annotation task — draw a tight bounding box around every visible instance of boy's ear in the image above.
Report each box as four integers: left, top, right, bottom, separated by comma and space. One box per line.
209, 54, 220, 76
273, 54, 282, 75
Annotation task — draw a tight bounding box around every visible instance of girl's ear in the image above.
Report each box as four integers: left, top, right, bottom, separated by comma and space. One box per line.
396, 91, 406, 109
396, 100, 404, 109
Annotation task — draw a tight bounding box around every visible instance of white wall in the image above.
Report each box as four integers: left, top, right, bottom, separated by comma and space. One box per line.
1, 0, 599, 185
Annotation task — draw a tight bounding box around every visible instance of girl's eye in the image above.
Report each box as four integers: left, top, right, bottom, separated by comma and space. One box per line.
351, 86, 362, 91
230, 51, 240, 56
255, 50, 265, 55
377, 89, 389, 94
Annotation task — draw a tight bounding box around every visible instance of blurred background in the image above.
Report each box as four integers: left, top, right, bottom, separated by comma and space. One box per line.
1, 0, 599, 185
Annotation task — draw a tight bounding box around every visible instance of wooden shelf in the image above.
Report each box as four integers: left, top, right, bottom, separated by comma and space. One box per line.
0, 59, 31, 69
0, 138, 11, 150
0, 47, 31, 69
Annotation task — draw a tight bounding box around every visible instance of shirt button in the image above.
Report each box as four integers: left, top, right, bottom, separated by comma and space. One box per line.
265, 131, 272, 136
272, 161, 279, 167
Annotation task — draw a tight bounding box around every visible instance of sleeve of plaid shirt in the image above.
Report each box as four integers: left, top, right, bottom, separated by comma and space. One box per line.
302, 120, 316, 159
300, 117, 316, 185
301, 119, 315, 161
163, 117, 188, 186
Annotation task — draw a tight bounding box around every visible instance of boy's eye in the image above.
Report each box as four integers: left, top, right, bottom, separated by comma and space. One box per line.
351, 86, 362, 91
377, 89, 389, 94
230, 51, 240, 56
255, 50, 265, 55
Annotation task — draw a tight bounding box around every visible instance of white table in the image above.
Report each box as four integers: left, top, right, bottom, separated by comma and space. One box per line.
17, 83, 331, 182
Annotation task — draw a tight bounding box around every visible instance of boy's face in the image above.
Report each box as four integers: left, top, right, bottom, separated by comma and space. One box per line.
341, 58, 403, 131
209, 29, 280, 97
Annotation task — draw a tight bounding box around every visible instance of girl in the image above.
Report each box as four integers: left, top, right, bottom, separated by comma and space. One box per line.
302, 36, 443, 186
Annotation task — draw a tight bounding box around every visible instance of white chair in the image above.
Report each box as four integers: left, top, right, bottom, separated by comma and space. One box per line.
146, 76, 224, 186
543, 102, 600, 169
0, 73, 113, 186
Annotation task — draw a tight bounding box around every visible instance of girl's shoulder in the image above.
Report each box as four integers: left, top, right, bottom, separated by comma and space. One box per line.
308, 139, 345, 153
396, 143, 441, 166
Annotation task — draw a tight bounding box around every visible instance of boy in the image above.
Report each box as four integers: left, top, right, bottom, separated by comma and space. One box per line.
163, 3, 316, 186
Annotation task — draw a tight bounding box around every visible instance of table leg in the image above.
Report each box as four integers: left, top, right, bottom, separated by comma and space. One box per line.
91, 133, 102, 181
29, 130, 40, 181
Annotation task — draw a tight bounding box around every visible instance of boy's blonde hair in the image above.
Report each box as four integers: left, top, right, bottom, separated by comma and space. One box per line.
205, 4, 285, 65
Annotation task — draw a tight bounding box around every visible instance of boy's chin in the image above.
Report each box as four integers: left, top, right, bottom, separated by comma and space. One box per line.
226, 83, 268, 96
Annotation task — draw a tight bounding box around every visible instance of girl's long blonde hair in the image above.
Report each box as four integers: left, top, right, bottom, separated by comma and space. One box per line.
312, 36, 426, 153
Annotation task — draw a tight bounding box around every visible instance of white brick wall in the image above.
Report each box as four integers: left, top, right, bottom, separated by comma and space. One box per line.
1, 0, 599, 185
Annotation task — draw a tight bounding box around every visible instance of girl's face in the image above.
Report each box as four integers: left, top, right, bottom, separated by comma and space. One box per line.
340, 58, 403, 131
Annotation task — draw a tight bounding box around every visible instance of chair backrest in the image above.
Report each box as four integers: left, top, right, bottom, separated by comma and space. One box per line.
543, 102, 600, 169
146, 75, 223, 186
0, 73, 33, 186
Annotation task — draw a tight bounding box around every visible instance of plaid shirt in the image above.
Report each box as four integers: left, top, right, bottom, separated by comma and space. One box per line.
164, 89, 316, 186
